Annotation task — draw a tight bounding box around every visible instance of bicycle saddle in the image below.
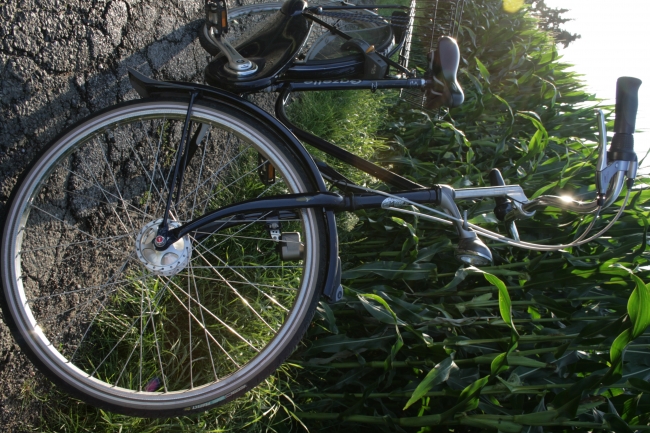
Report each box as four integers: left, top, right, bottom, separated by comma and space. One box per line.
205, 0, 312, 93
424, 36, 464, 109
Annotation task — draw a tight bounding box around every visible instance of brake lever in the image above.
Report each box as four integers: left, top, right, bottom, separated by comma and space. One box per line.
595, 109, 625, 206
488, 169, 521, 240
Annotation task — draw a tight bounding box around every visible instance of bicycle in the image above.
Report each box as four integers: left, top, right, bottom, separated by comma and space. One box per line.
0, 0, 641, 418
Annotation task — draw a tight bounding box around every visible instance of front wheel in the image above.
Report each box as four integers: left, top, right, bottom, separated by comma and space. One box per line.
0, 97, 328, 417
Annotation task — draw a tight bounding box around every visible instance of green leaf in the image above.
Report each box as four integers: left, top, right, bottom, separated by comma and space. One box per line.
459, 415, 522, 433
306, 334, 395, 354
490, 352, 509, 375
628, 275, 650, 339
530, 293, 575, 317
609, 328, 632, 379
456, 375, 490, 412
552, 374, 602, 408
434, 266, 469, 292
626, 377, 650, 393
484, 273, 515, 331
358, 294, 406, 326
342, 261, 435, 280
514, 409, 559, 424
555, 395, 581, 420
415, 239, 451, 263
316, 301, 339, 335
475, 58, 491, 84
577, 316, 626, 342
621, 393, 642, 422
403, 356, 456, 410
358, 295, 405, 371
604, 413, 634, 433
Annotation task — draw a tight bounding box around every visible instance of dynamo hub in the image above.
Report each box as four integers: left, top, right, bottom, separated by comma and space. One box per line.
135, 219, 192, 276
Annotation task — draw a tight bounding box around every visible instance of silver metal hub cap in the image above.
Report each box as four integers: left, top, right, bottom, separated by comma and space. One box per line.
135, 219, 192, 276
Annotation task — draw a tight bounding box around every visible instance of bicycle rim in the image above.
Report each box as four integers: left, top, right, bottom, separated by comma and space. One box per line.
1, 97, 327, 416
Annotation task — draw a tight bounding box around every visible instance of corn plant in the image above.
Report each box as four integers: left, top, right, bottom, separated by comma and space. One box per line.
288, 1, 650, 432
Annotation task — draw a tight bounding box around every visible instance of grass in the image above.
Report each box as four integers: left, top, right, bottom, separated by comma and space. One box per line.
286, 89, 395, 186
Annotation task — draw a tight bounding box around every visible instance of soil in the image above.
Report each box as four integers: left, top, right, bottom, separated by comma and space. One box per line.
0, 1, 274, 430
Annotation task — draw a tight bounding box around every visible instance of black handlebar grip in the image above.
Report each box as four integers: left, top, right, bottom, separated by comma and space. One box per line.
610, 77, 642, 162
614, 77, 642, 134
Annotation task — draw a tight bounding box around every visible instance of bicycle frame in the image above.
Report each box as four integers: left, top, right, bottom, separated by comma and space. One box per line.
132, 0, 641, 302
128, 68, 531, 303
128, 65, 639, 303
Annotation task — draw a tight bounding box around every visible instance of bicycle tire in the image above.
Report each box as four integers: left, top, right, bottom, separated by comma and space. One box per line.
199, 1, 394, 61
0, 96, 328, 417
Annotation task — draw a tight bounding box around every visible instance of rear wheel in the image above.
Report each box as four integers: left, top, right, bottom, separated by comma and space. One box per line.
0, 97, 328, 417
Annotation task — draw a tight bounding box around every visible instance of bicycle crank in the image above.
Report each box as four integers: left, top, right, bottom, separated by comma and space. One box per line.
135, 219, 192, 276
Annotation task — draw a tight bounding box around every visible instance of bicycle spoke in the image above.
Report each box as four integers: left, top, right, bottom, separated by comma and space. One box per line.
18, 233, 133, 256
172, 274, 299, 292
160, 274, 259, 354
161, 275, 241, 370
189, 264, 220, 381
61, 164, 157, 222
195, 244, 292, 313
25, 205, 141, 266
95, 138, 138, 235
27, 274, 145, 303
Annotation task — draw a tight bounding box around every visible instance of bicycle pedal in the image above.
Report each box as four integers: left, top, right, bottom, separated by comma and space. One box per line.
206, 0, 228, 35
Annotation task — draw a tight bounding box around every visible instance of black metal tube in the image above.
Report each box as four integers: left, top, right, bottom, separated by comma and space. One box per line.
343, 188, 440, 211
159, 91, 198, 235
277, 78, 425, 92
192, 210, 299, 241
166, 192, 344, 245
310, 5, 409, 10
163, 188, 441, 248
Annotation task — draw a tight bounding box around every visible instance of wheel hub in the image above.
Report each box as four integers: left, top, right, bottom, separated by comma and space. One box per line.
135, 219, 192, 276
